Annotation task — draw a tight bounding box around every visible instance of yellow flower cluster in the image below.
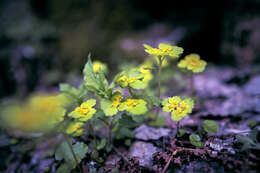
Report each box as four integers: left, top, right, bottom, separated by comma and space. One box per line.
178, 54, 207, 73
101, 92, 124, 116
69, 99, 96, 121
119, 98, 148, 115
0, 94, 68, 133
66, 122, 85, 136
138, 64, 153, 86
144, 43, 183, 59
116, 69, 146, 89
93, 61, 107, 73
162, 96, 194, 121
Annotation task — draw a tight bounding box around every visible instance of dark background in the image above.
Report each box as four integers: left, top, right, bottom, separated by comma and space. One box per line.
0, 0, 260, 98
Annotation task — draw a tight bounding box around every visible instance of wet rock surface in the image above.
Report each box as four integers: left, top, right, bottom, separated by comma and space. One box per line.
135, 124, 171, 141
128, 141, 160, 166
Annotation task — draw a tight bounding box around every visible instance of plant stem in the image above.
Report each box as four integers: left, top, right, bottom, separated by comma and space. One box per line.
63, 133, 82, 173
176, 121, 180, 137
158, 57, 163, 99
128, 86, 134, 97
189, 73, 195, 96
155, 56, 163, 121
88, 121, 97, 147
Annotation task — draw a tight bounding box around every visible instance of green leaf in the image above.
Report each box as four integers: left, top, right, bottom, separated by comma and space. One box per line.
124, 139, 131, 146
83, 57, 111, 98
118, 114, 138, 128
189, 134, 204, 148
59, 83, 87, 103
55, 140, 88, 169
202, 120, 219, 133
112, 168, 119, 173
178, 129, 186, 137
97, 139, 106, 150
116, 127, 135, 139
136, 94, 161, 106
149, 113, 166, 127
56, 164, 72, 173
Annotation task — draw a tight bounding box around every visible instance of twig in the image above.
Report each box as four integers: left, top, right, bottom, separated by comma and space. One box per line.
162, 151, 175, 173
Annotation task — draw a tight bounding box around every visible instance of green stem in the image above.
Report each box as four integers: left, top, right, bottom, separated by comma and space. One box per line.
158, 57, 163, 99
155, 56, 163, 121
189, 73, 195, 96
128, 86, 134, 97
88, 121, 97, 147
176, 121, 180, 137
63, 133, 82, 173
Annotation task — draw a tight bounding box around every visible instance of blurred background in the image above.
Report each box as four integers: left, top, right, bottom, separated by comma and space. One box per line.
1, 0, 260, 99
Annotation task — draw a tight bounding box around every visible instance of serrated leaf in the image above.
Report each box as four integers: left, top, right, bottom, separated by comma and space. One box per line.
189, 134, 204, 148
97, 139, 106, 150
202, 120, 219, 133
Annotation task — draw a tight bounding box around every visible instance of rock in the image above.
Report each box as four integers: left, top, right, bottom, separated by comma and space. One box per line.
202, 94, 260, 116
135, 124, 171, 141
209, 138, 236, 154
128, 141, 160, 166
244, 75, 260, 96
194, 75, 240, 98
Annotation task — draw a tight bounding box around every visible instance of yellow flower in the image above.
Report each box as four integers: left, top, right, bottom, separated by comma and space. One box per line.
0, 94, 68, 133
116, 69, 146, 89
101, 92, 123, 116
69, 99, 96, 121
66, 122, 85, 136
162, 96, 194, 121
138, 64, 153, 86
178, 54, 207, 73
92, 61, 107, 73
158, 43, 184, 58
143, 43, 183, 59
119, 99, 148, 115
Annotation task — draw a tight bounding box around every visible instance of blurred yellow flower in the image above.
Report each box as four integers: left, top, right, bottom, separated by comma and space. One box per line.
0, 94, 69, 133
93, 61, 107, 73
138, 64, 153, 86
178, 54, 207, 73
143, 43, 183, 59
68, 99, 96, 121
66, 122, 85, 136
162, 96, 194, 121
